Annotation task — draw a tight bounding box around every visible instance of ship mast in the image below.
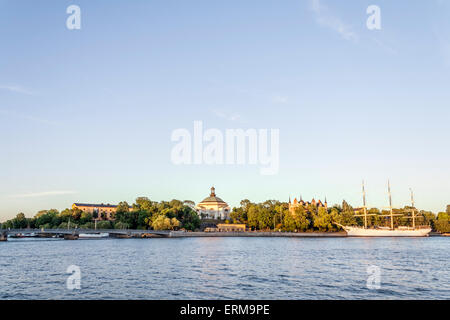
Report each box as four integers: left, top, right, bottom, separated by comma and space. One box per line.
362, 180, 368, 229
388, 180, 394, 230
410, 188, 416, 229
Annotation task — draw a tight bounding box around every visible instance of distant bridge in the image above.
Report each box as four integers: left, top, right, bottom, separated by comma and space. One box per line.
0, 228, 172, 239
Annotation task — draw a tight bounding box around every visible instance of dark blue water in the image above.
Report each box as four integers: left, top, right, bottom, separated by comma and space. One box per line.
0, 237, 448, 299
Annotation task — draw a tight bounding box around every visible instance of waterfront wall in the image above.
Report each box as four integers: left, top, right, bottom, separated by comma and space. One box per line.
169, 231, 347, 238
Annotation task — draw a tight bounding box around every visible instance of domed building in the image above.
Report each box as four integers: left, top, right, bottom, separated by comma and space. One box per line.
196, 187, 230, 220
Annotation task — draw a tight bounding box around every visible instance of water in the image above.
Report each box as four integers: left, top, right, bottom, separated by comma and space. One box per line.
0, 237, 449, 299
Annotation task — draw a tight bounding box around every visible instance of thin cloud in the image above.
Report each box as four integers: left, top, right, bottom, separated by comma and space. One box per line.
372, 38, 398, 55
310, 0, 358, 42
0, 85, 35, 95
0, 109, 60, 127
8, 191, 78, 199
272, 95, 289, 104
212, 109, 242, 122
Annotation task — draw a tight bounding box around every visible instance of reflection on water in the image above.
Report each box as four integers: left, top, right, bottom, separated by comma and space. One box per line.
0, 237, 448, 299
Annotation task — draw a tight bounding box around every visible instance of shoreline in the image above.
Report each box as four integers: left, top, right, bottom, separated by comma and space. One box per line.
168, 231, 348, 238
3, 230, 448, 240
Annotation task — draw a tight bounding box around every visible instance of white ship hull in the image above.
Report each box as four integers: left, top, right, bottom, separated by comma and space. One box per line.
78, 232, 109, 239
342, 226, 431, 237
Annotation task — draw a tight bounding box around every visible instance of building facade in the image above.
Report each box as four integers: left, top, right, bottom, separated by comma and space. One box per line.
205, 224, 247, 232
288, 197, 327, 213
195, 187, 230, 220
72, 203, 118, 220
217, 224, 246, 232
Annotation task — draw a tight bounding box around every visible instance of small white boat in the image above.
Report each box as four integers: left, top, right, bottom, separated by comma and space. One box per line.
78, 232, 109, 239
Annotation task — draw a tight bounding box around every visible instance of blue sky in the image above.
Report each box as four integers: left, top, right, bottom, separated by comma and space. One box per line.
1, 0, 449, 219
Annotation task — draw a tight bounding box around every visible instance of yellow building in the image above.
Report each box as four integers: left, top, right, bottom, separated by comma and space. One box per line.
72, 203, 118, 220
217, 224, 246, 232
205, 224, 247, 232
195, 187, 230, 220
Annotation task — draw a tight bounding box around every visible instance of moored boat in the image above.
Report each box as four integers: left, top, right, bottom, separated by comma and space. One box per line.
64, 234, 79, 240
340, 225, 431, 237
339, 181, 432, 237
78, 232, 109, 239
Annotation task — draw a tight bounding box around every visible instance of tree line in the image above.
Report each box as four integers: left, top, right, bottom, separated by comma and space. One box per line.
1, 198, 449, 233
229, 199, 450, 233
0, 197, 200, 231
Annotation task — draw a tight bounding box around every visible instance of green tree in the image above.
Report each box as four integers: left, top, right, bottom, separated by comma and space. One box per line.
2, 220, 13, 229
116, 201, 138, 228
80, 211, 93, 224
116, 201, 130, 214
58, 222, 69, 229
183, 200, 195, 207
35, 210, 59, 228
230, 207, 245, 223
180, 208, 201, 231
134, 197, 152, 209
437, 212, 449, 220
136, 210, 152, 229
114, 221, 130, 229
419, 210, 436, 229
151, 215, 180, 230
283, 211, 297, 232
435, 212, 450, 233
257, 208, 273, 230
96, 221, 112, 229
12, 213, 28, 229
170, 217, 180, 230
240, 199, 252, 212
59, 208, 73, 222
71, 208, 82, 220
80, 222, 94, 229
247, 205, 259, 230
337, 208, 356, 226
314, 207, 333, 232
293, 207, 310, 232
342, 200, 353, 212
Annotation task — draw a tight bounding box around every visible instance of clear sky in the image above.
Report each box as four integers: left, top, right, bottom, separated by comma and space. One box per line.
1, 0, 449, 220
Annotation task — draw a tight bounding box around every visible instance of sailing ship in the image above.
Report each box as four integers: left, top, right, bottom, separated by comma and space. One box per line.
338, 181, 432, 237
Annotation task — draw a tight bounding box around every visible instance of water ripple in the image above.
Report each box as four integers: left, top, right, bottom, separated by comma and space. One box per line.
0, 237, 449, 299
